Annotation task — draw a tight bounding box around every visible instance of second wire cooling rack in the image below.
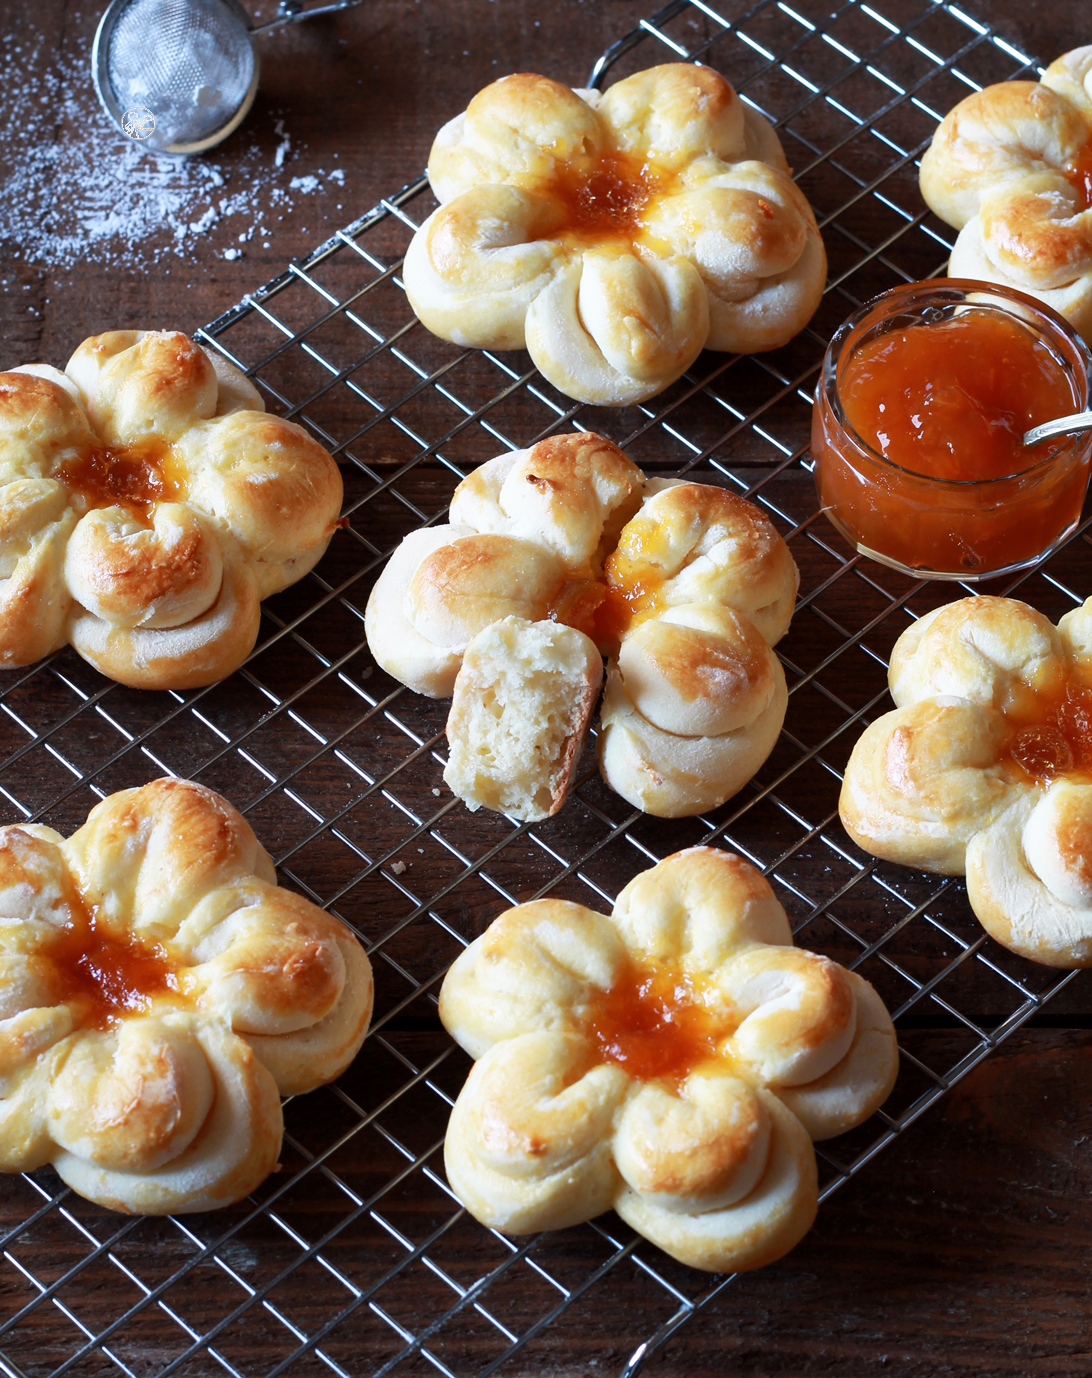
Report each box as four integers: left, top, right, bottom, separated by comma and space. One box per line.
1, 0, 1087, 1374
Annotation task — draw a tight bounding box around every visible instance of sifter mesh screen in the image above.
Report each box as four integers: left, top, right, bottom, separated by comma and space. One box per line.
105, 0, 256, 148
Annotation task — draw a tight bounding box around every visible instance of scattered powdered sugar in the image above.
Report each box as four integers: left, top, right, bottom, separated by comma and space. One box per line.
1, 24, 348, 272
273, 117, 292, 168
189, 207, 218, 234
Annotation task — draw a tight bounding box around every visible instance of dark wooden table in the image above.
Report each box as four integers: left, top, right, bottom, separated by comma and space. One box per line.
2, 1, 1092, 1375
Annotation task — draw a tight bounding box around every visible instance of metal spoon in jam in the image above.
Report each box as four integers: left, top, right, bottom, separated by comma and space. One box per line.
1023, 409, 1092, 447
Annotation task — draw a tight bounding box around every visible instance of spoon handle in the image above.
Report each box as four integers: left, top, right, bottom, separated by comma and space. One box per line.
1023, 410, 1092, 447
250, 0, 362, 34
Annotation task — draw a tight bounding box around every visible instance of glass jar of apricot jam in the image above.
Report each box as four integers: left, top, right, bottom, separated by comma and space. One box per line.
812, 280, 1092, 580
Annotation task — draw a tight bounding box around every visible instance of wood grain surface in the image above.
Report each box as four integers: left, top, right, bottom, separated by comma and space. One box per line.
1, 1, 1092, 1375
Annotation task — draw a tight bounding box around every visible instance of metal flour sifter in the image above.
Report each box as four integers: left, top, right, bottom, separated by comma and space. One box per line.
92, 0, 361, 156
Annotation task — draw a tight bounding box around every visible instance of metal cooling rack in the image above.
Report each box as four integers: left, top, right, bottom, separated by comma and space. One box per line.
1, 1, 1087, 1374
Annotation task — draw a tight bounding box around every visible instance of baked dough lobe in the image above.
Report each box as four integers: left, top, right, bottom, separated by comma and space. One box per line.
448, 430, 644, 571
841, 594, 1092, 965
0, 778, 373, 1212
365, 434, 799, 818
920, 46, 1092, 338
0, 331, 343, 688
596, 480, 798, 817
439, 846, 897, 1271
404, 65, 827, 404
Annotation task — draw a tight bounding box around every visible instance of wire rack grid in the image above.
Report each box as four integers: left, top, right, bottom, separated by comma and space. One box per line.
1, 0, 1087, 1374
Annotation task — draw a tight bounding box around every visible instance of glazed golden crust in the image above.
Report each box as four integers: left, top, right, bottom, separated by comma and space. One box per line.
0, 779, 373, 1213
887, 598, 1065, 711
596, 480, 798, 817
838, 698, 1014, 874
965, 783, 1092, 967
404, 64, 827, 405
448, 430, 644, 571
0, 331, 344, 689
606, 480, 800, 649
614, 606, 777, 737
597, 650, 787, 819
406, 533, 565, 647
364, 434, 799, 818
920, 46, 1092, 338
840, 595, 1092, 966
439, 846, 896, 1272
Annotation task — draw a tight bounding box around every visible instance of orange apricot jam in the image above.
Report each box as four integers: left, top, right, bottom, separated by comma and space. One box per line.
590, 586, 634, 647
591, 525, 679, 645
1002, 678, 1092, 785
48, 889, 184, 1031
585, 957, 727, 1085
1066, 140, 1092, 212
596, 552, 666, 642
542, 150, 675, 247
812, 280, 1092, 580
841, 312, 1072, 482
56, 437, 180, 515
546, 578, 608, 642
544, 557, 671, 649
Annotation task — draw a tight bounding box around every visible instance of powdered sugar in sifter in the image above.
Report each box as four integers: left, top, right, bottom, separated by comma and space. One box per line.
92, 0, 361, 156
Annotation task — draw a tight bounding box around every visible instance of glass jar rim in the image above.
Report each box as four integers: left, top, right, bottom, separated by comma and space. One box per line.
820, 277, 1092, 488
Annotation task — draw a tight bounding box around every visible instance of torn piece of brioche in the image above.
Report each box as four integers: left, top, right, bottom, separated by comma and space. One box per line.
443, 615, 603, 820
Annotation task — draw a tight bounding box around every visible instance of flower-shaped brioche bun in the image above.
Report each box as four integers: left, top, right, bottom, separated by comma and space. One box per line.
920, 46, 1092, 339
404, 65, 827, 405
439, 846, 898, 1271
0, 778, 373, 1213
364, 434, 799, 817
0, 330, 344, 689
840, 594, 1092, 966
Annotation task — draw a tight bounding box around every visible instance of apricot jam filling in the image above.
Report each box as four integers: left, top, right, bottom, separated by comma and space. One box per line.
593, 529, 677, 643
545, 579, 608, 641
594, 573, 664, 644
57, 437, 180, 515
1065, 141, 1092, 212
49, 890, 184, 1030
543, 150, 675, 245
544, 549, 670, 647
1003, 678, 1092, 784
585, 958, 728, 1085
